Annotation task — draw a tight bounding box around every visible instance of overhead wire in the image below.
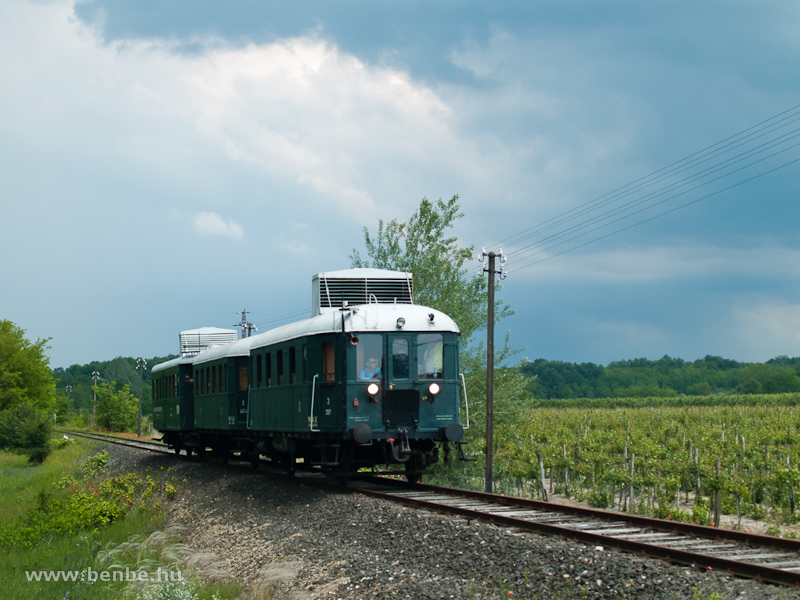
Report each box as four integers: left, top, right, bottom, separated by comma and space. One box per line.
493, 104, 800, 250
483, 103, 800, 273
252, 308, 311, 329
512, 134, 800, 265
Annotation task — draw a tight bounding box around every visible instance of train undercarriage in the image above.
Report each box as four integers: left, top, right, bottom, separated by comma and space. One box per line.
161, 429, 469, 483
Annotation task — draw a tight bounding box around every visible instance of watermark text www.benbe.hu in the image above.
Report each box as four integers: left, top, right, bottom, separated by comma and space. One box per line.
25, 567, 184, 583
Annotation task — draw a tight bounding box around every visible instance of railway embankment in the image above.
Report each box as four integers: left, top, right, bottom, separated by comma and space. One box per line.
105, 443, 800, 600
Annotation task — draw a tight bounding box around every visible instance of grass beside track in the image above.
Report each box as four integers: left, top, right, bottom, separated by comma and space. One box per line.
0, 435, 241, 600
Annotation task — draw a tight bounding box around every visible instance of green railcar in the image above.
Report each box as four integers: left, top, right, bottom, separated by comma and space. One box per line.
151, 268, 469, 481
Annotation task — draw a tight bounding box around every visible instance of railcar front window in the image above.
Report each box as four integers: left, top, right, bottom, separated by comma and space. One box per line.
417, 334, 443, 379
357, 334, 383, 380
392, 339, 409, 380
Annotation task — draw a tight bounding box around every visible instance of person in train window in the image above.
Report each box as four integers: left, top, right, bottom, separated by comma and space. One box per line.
359, 356, 382, 380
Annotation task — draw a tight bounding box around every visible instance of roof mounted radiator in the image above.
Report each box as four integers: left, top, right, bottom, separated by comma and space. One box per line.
312, 268, 413, 316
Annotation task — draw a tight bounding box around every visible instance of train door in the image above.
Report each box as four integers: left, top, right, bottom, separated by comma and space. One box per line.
383, 334, 419, 428
313, 338, 341, 430
236, 357, 248, 427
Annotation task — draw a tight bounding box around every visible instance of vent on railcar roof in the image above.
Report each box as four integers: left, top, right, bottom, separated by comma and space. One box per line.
179, 328, 238, 357
312, 269, 413, 316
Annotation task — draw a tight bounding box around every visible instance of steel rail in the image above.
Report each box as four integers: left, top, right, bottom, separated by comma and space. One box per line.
348, 478, 800, 587
59, 429, 170, 454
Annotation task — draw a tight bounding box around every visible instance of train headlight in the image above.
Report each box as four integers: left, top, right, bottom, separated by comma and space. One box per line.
428, 383, 441, 396
367, 382, 380, 397
396, 317, 405, 329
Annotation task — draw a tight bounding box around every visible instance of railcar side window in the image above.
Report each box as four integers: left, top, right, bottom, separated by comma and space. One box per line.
239, 363, 247, 391
392, 339, 409, 380
277, 351, 284, 385
265, 353, 271, 387
357, 334, 383, 380
256, 355, 262, 387
322, 343, 335, 381
417, 333, 443, 379
289, 347, 297, 384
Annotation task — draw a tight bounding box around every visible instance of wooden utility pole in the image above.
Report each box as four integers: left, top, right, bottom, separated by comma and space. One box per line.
136, 359, 147, 437
91, 371, 100, 426
65, 385, 72, 422
480, 248, 507, 494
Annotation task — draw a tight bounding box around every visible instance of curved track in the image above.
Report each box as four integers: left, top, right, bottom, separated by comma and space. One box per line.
65, 429, 800, 587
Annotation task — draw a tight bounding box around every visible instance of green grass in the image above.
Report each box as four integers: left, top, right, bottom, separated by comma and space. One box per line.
0, 437, 95, 525
0, 437, 242, 600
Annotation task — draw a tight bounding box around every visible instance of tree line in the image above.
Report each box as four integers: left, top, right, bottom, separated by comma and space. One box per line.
52, 353, 175, 426
522, 355, 800, 400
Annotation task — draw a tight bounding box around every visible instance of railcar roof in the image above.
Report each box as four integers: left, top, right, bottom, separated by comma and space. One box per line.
151, 355, 195, 373
314, 267, 410, 279
175, 303, 458, 367
248, 303, 459, 352
192, 336, 255, 366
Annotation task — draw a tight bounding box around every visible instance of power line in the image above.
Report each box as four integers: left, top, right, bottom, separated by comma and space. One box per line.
512, 137, 800, 267
491, 103, 800, 251
517, 155, 800, 270
484, 103, 800, 273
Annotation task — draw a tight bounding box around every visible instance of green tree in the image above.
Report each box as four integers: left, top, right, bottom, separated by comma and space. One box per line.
687, 381, 713, 396
0, 320, 55, 411
351, 196, 529, 439
95, 382, 138, 432
350, 195, 511, 343
0, 402, 53, 463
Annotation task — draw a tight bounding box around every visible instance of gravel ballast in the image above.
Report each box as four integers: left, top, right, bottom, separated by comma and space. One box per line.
105, 444, 800, 599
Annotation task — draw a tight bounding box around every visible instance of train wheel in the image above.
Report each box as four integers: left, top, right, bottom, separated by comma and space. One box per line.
174, 446, 181, 457
405, 462, 422, 484
251, 452, 260, 469
334, 458, 351, 485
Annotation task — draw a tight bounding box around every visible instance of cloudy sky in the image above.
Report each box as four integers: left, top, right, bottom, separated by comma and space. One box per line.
3, 0, 800, 369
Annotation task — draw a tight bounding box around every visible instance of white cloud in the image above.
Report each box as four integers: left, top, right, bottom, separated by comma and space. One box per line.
192, 212, 244, 240
727, 300, 800, 361
0, 0, 476, 225
512, 243, 800, 283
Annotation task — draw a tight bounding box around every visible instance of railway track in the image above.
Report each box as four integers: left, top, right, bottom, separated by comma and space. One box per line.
66, 429, 800, 587
60, 429, 169, 454
349, 478, 800, 587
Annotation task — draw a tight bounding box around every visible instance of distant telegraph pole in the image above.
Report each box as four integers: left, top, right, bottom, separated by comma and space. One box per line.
92, 371, 100, 426
65, 385, 72, 423
136, 359, 147, 437
235, 309, 257, 338
479, 247, 507, 494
